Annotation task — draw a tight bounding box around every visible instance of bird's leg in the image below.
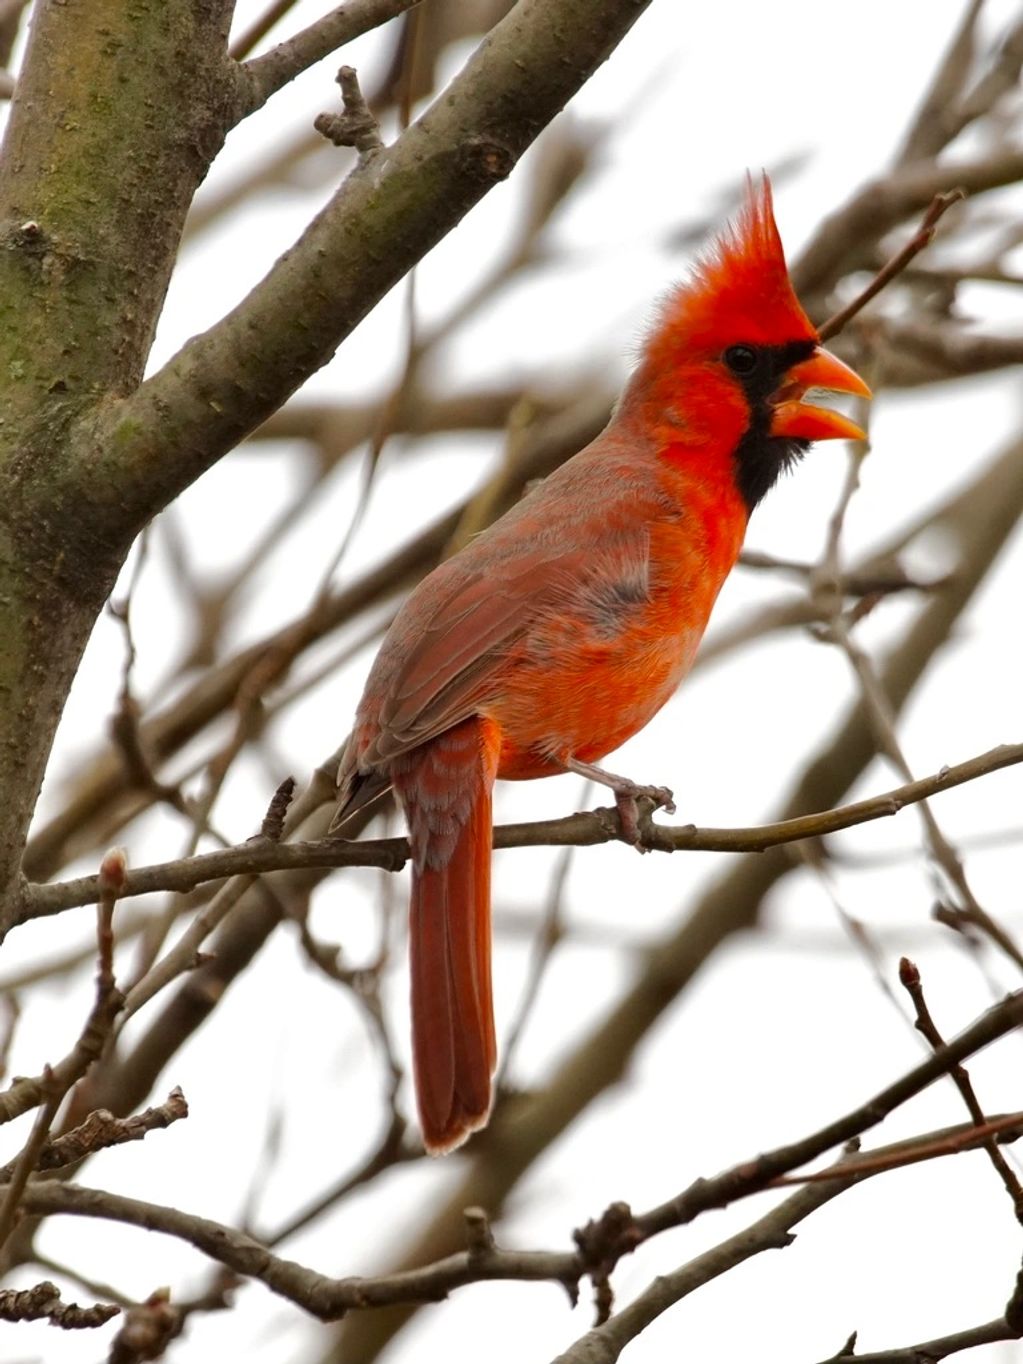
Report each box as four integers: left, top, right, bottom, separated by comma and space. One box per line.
562, 756, 675, 847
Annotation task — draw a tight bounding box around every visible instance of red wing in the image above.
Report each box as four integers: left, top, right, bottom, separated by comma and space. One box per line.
363, 542, 591, 768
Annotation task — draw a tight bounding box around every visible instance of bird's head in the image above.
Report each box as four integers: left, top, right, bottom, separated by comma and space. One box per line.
629, 175, 870, 511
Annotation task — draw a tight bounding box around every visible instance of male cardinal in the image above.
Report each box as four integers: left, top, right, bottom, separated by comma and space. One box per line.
332, 177, 870, 1153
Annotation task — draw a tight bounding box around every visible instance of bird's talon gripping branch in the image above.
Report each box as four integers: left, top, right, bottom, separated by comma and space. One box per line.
563, 758, 675, 845
333, 175, 870, 1153
614, 794, 643, 848
612, 785, 675, 850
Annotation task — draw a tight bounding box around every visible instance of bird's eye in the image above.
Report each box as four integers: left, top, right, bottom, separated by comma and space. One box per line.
724, 344, 759, 375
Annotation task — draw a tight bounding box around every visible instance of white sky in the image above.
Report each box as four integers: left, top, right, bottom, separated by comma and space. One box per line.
5, 2, 1023, 1362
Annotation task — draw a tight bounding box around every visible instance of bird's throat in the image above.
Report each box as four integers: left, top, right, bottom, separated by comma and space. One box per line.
734, 421, 809, 512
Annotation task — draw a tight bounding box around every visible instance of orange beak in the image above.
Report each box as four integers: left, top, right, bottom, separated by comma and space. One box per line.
769, 345, 871, 442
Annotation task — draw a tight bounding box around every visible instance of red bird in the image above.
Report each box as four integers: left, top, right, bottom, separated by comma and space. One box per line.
332, 178, 870, 1153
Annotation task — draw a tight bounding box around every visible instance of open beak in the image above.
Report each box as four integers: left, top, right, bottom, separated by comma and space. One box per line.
769, 345, 871, 442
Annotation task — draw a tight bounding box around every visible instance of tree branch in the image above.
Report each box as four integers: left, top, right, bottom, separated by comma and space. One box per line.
899, 958, 1023, 1219
814, 1317, 1017, 1363
0, 1089, 188, 1182
553, 1166, 858, 1364
237, 0, 423, 115
15, 1089, 1023, 1328
817, 190, 965, 341
772, 1112, 1023, 1186
0, 893, 125, 1126
872, 317, 1023, 387
0, 1279, 119, 1330
793, 149, 1023, 301
90, 0, 656, 546
17, 742, 1022, 926
632, 990, 1023, 1240
17, 1179, 583, 1320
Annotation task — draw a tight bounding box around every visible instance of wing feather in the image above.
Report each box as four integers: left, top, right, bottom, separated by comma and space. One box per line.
366, 543, 593, 765
342, 440, 666, 784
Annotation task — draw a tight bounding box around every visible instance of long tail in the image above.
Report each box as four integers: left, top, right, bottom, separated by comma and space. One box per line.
392, 715, 501, 1154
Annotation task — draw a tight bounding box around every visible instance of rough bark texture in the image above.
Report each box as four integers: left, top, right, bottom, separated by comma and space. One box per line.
0, 0, 235, 911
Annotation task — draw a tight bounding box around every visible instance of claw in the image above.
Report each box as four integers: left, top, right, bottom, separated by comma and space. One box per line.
641, 785, 675, 815
560, 756, 675, 850
614, 791, 643, 847
613, 784, 675, 851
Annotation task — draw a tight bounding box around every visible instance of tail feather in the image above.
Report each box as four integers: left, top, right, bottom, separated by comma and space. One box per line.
394, 716, 500, 1154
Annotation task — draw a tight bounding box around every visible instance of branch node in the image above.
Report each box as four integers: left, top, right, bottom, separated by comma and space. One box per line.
463, 1205, 495, 1261
110, 1286, 182, 1361
573, 1200, 641, 1325
259, 776, 296, 842
314, 65, 384, 161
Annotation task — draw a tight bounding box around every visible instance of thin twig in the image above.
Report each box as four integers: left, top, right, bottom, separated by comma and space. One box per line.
0, 1088, 188, 1182
834, 625, 1023, 972
899, 957, 1023, 1220
14, 1093, 1023, 1324
771, 1109, 1023, 1185
812, 1316, 1018, 1364
0, 1279, 119, 1329
0, 850, 127, 1244
229, 0, 303, 60
633, 989, 1023, 1240
18, 742, 1023, 923
554, 1159, 860, 1362
240, 0, 422, 114
818, 190, 965, 342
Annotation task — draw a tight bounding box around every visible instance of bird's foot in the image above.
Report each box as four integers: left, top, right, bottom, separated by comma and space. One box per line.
613, 782, 676, 850
562, 756, 675, 851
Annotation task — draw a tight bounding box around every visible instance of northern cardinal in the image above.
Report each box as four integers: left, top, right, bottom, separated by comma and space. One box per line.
332, 177, 870, 1153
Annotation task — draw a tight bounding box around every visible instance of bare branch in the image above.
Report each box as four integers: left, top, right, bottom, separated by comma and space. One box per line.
632, 990, 1023, 1241
818, 190, 965, 341
0, 858, 126, 1124
230, 0, 305, 61
18, 741, 1023, 925
896, 11, 1023, 166
0, 1089, 188, 1182
872, 317, 1023, 386
97, 0, 656, 544
899, 958, 1023, 1220
15, 1080, 1023, 1327
17, 1179, 585, 1319
813, 1316, 1018, 1363
0, 850, 127, 1249
554, 1162, 859, 1364
0, 1279, 119, 1330
896, 0, 985, 164
773, 1110, 1023, 1185
793, 150, 1023, 301
238, 0, 423, 114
